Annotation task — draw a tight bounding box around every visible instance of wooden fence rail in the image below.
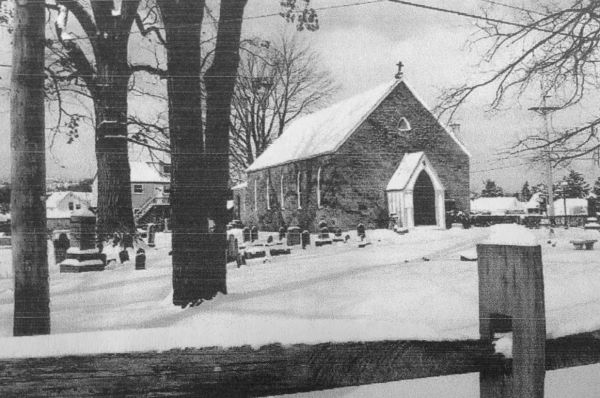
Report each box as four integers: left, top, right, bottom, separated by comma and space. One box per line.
0, 330, 599, 397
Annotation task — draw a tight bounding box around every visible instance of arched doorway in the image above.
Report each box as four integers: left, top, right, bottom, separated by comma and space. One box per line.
413, 170, 436, 225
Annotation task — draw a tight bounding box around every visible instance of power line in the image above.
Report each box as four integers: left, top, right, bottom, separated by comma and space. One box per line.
480, 0, 546, 17
387, 0, 583, 39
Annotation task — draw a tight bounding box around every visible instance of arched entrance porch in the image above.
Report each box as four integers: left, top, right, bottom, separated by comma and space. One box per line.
386, 152, 445, 229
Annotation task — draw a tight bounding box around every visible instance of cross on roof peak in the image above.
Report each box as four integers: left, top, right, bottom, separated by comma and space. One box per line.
395, 61, 404, 80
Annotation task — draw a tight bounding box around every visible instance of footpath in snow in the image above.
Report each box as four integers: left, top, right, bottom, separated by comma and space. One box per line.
0, 226, 600, 358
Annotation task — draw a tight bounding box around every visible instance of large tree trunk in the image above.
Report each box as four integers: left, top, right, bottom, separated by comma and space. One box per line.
204, 0, 248, 280
94, 36, 135, 238
159, 0, 225, 306
11, 0, 50, 336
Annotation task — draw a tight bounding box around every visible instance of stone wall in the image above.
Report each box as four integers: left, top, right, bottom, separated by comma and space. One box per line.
240, 81, 470, 232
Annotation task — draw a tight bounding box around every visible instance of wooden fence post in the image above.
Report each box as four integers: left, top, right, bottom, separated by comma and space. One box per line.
477, 242, 546, 398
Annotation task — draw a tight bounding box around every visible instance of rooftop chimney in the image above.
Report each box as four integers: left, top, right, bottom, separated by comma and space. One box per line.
449, 123, 461, 136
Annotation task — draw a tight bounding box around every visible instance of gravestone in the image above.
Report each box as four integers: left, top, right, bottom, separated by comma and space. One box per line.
53, 232, 70, 264
60, 209, 105, 273
135, 248, 146, 270
227, 235, 239, 263
357, 223, 366, 240
122, 234, 134, 249
242, 227, 251, 242
301, 230, 311, 249
119, 248, 130, 263
278, 227, 286, 241
315, 227, 333, 247
147, 223, 157, 247
287, 226, 301, 246
251, 226, 259, 242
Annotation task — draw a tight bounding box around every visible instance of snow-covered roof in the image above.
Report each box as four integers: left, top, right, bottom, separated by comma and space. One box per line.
553, 198, 589, 216
46, 191, 93, 209
246, 78, 470, 173
386, 152, 438, 191
247, 79, 401, 172
130, 162, 169, 183
526, 192, 543, 209
471, 197, 526, 214
46, 209, 72, 219
46, 192, 69, 208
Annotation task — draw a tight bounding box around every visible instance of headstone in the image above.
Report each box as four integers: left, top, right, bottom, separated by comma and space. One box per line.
251, 226, 259, 242
357, 223, 366, 240
227, 235, 239, 263
242, 227, 251, 242
267, 235, 274, 244
60, 209, 105, 273
287, 226, 301, 246
147, 223, 156, 247
244, 245, 266, 259
301, 230, 311, 249
318, 220, 328, 230
270, 247, 291, 256
119, 249, 130, 263
315, 227, 333, 247
122, 234, 134, 249
278, 227, 286, 241
53, 232, 70, 264
135, 248, 146, 270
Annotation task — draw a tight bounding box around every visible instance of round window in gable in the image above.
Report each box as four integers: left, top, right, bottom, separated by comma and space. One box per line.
397, 117, 411, 132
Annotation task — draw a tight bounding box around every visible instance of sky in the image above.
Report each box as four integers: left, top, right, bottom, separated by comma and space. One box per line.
0, 0, 599, 193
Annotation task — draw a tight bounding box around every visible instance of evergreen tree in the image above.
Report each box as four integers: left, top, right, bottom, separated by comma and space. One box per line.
521, 181, 532, 201
480, 179, 504, 197
560, 170, 590, 198
592, 177, 600, 198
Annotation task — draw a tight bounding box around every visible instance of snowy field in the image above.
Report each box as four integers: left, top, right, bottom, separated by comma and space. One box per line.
278, 363, 600, 398
1, 226, 600, 357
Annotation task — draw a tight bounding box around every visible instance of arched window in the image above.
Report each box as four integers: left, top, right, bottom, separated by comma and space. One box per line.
280, 173, 285, 210
266, 175, 271, 210
254, 180, 258, 212
297, 172, 302, 209
317, 167, 322, 208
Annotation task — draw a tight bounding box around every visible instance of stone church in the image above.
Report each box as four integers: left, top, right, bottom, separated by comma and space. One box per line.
233, 69, 470, 232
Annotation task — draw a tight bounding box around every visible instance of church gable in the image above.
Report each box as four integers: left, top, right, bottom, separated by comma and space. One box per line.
338, 81, 469, 159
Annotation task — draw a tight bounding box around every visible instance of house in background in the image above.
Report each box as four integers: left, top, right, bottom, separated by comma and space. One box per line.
233, 67, 470, 231
92, 161, 171, 227
46, 191, 94, 230
553, 198, 589, 216
470, 197, 526, 216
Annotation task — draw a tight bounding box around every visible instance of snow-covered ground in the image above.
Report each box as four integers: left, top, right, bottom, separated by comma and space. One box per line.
0, 226, 600, 358
278, 363, 600, 398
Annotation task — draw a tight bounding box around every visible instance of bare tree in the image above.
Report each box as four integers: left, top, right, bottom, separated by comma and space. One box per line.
438, 1, 600, 166
230, 32, 337, 180
11, 0, 50, 336
157, 0, 318, 306
44, 0, 168, 237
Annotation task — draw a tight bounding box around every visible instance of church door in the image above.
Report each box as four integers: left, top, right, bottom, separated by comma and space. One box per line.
413, 170, 436, 226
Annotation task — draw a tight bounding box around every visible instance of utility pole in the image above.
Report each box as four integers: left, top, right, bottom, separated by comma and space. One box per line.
529, 96, 559, 222
11, 0, 50, 336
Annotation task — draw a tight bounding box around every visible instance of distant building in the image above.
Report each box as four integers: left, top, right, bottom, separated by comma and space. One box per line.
471, 197, 526, 216
46, 191, 94, 230
233, 72, 470, 231
92, 161, 171, 226
553, 198, 589, 216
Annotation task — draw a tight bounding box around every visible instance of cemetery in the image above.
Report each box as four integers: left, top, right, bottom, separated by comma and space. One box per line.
0, 221, 599, 394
